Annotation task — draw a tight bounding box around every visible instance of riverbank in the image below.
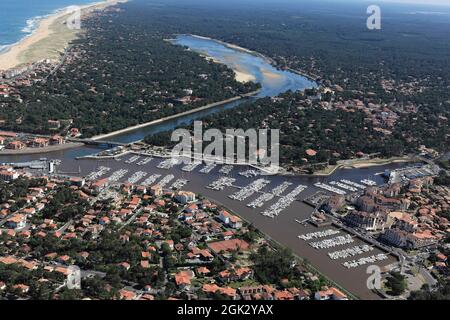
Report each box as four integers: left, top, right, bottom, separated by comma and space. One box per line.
0, 0, 128, 71
55, 152, 400, 299
209, 197, 359, 299
0, 142, 84, 155
91, 89, 261, 141
188, 34, 319, 84
169, 37, 256, 84
312, 156, 414, 176
189, 34, 275, 66
204, 55, 256, 83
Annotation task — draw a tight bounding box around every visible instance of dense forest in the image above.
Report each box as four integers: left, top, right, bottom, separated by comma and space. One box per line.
131, 0, 450, 92
136, 0, 449, 168
0, 4, 258, 137
145, 88, 448, 169
1, 0, 449, 166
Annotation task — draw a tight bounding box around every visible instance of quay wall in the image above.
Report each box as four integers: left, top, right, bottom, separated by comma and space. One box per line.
90, 90, 261, 142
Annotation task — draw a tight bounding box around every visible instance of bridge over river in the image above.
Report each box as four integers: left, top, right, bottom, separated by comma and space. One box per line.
67, 138, 128, 148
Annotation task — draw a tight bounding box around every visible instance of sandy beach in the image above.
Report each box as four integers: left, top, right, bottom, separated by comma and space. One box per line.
203, 54, 256, 84
0, 0, 128, 71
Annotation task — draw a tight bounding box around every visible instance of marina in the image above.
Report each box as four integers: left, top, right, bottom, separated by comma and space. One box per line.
328, 245, 374, 260
157, 158, 181, 170
0, 33, 414, 299
207, 177, 236, 191
314, 182, 347, 195
229, 178, 271, 201
309, 234, 355, 250
0, 144, 405, 299
86, 166, 110, 181
107, 169, 129, 183
329, 181, 359, 192
387, 164, 439, 184
125, 155, 140, 164
247, 193, 274, 209
343, 254, 389, 269
127, 171, 147, 184
182, 162, 201, 172
340, 179, 366, 190
136, 156, 153, 166
199, 163, 217, 174
170, 178, 189, 190
260, 184, 307, 218
158, 174, 175, 187
239, 169, 261, 178
219, 165, 234, 175
298, 229, 341, 241
270, 181, 293, 196
360, 179, 377, 186
142, 174, 161, 186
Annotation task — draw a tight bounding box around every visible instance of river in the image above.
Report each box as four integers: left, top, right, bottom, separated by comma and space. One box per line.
0, 35, 410, 299
0, 34, 318, 156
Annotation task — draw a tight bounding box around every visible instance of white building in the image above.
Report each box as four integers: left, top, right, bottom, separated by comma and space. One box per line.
175, 191, 196, 204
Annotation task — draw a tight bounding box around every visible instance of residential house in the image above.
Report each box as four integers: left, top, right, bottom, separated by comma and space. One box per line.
314, 287, 348, 300
175, 270, 195, 290
5, 214, 26, 229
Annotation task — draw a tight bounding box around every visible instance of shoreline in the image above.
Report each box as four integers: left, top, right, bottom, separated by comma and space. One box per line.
308, 157, 414, 177
187, 34, 320, 84
90, 90, 261, 142
0, 0, 129, 71
168, 37, 256, 84
189, 34, 270, 61
0, 142, 84, 156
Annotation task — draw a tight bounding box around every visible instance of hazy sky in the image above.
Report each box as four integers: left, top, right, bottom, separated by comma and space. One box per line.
378, 0, 450, 6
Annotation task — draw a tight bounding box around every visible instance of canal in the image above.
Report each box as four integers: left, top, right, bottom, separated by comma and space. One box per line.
0, 35, 409, 299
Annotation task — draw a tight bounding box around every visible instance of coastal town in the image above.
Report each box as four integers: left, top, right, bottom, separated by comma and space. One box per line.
0, 0, 448, 303
0, 166, 355, 300
0, 145, 449, 300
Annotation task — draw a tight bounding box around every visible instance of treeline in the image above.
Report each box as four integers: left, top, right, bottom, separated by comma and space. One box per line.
146, 90, 448, 168
0, 4, 258, 137
124, 0, 450, 93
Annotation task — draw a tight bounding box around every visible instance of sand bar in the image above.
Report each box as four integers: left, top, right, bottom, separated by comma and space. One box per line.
234, 70, 256, 83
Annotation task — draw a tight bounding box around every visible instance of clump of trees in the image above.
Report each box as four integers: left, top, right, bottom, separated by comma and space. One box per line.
385, 272, 407, 296
435, 171, 450, 187
409, 283, 450, 300
250, 246, 295, 285
40, 186, 90, 223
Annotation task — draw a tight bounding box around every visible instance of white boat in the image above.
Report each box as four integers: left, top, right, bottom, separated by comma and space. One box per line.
360, 179, 377, 186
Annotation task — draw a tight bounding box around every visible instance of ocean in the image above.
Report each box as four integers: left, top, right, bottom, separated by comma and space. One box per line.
0, 0, 102, 53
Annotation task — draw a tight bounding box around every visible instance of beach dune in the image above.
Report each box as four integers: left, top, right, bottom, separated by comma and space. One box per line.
0, 0, 128, 71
